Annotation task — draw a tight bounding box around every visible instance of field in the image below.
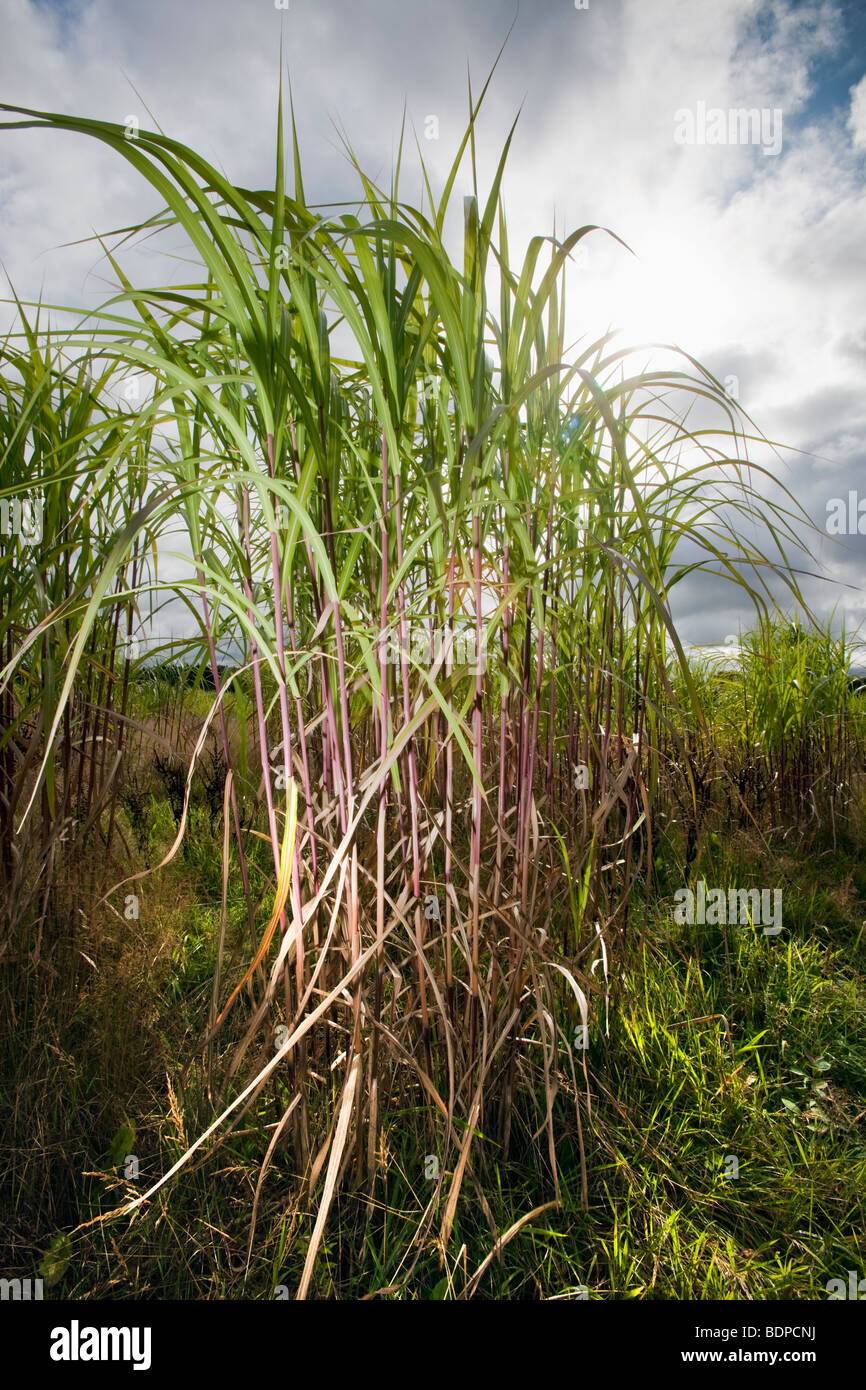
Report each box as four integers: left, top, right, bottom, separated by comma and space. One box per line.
1, 90, 865, 1301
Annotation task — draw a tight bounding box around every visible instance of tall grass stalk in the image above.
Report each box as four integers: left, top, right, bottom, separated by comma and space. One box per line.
0, 84, 818, 1294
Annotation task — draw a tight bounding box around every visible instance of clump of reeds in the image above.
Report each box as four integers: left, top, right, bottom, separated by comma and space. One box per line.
0, 81, 819, 1295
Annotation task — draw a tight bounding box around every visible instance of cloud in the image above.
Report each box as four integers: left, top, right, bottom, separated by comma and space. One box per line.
1, 0, 864, 644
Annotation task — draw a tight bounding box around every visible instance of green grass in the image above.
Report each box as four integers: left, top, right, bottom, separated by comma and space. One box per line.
2, 793, 863, 1299
0, 76, 861, 1299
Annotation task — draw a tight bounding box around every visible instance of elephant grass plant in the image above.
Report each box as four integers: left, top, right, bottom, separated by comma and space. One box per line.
0, 79, 821, 1295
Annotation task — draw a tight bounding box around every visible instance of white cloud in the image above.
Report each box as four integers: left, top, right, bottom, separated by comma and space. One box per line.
1, 0, 864, 642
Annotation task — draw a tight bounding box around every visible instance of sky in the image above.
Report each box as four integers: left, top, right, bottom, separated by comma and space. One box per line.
0, 0, 864, 654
